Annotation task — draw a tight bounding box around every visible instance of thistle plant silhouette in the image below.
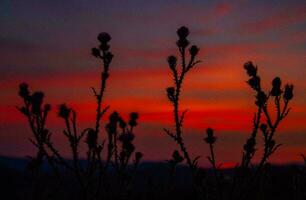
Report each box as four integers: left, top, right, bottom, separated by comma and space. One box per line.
17, 32, 142, 200
16, 26, 301, 200
164, 26, 201, 180
233, 61, 295, 200
241, 62, 294, 170
163, 27, 296, 200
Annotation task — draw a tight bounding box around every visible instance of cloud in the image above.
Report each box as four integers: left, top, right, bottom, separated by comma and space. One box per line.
214, 2, 232, 17
239, 6, 306, 34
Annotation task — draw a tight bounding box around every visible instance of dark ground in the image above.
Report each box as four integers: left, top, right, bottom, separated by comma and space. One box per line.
0, 156, 305, 200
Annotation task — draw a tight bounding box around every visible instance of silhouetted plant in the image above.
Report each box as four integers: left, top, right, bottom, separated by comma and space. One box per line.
231, 61, 295, 200
105, 111, 142, 198
17, 32, 143, 200
15, 26, 302, 200
17, 84, 59, 174
167, 150, 184, 189
204, 128, 223, 200
164, 26, 201, 181
240, 62, 294, 170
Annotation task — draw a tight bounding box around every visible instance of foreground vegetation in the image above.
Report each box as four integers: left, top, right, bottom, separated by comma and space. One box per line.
13, 26, 305, 200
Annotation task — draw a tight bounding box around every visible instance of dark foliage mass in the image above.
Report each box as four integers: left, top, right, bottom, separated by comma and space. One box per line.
7, 26, 305, 200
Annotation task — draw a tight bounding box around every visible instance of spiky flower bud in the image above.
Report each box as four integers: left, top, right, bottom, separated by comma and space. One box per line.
58, 104, 71, 119
86, 129, 97, 149
271, 77, 282, 96
129, 112, 139, 127
283, 84, 294, 101
91, 48, 101, 58
189, 45, 199, 57
109, 112, 120, 124
244, 137, 256, 153
130, 112, 139, 121
204, 127, 216, 144
19, 83, 30, 100
244, 61, 257, 77
167, 55, 177, 70
97, 32, 111, 43
177, 26, 189, 39
97, 32, 111, 51
176, 38, 189, 48
31, 92, 44, 114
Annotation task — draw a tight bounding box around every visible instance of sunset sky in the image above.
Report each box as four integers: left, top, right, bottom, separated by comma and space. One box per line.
0, 0, 305, 167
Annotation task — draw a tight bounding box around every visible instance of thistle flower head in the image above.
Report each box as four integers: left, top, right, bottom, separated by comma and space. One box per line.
204, 127, 216, 144
177, 26, 189, 39
176, 38, 189, 48
106, 112, 120, 134
283, 84, 294, 101
19, 83, 30, 100
91, 47, 101, 58
244, 61, 257, 77
86, 129, 97, 149
31, 92, 45, 114
244, 137, 256, 153
272, 77, 281, 88
58, 104, 71, 119
271, 77, 282, 96
167, 55, 177, 70
97, 32, 111, 44
129, 112, 139, 127
31, 92, 44, 104
97, 32, 111, 51
189, 45, 199, 57
109, 112, 120, 124
167, 87, 175, 95
130, 112, 139, 121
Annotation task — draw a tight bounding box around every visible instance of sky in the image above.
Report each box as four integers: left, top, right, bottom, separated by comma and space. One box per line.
0, 0, 305, 167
